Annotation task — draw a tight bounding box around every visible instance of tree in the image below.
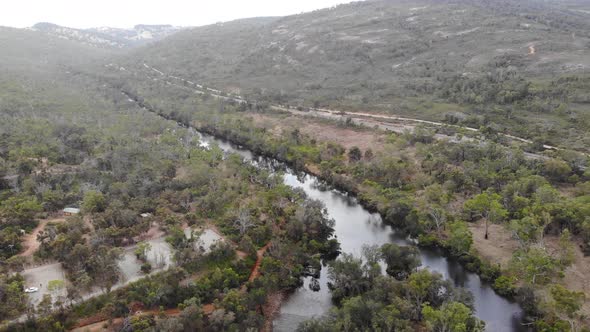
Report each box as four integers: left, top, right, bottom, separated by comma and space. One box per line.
407, 270, 436, 320
422, 301, 484, 332
380, 243, 421, 280
0, 196, 42, 227
209, 308, 236, 331
509, 214, 548, 247
81, 191, 107, 214
90, 246, 123, 293
509, 246, 560, 285
364, 148, 374, 161
543, 159, 572, 182
446, 222, 473, 256
47, 279, 65, 309
134, 241, 152, 262
233, 208, 254, 236
47, 279, 65, 296
550, 284, 585, 332
557, 229, 575, 267
37, 294, 53, 317
422, 184, 450, 236
464, 192, 507, 239
327, 253, 369, 302
348, 146, 362, 162
179, 297, 204, 331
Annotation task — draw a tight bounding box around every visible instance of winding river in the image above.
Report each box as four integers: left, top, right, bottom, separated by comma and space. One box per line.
196, 130, 527, 331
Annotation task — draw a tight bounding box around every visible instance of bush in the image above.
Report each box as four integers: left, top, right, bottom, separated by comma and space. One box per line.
141, 262, 152, 274
493, 276, 517, 297
417, 233, 438, 247
479, 262, 501, 282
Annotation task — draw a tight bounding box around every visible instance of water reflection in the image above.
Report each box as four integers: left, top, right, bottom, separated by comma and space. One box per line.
195, 131, 527, 332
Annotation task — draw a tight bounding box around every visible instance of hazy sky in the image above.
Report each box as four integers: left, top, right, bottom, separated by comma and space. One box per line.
1, 0, 356, 29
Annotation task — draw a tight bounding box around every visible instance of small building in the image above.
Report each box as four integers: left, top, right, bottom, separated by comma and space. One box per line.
140, 213, 153, 218
63, 208, 80, 216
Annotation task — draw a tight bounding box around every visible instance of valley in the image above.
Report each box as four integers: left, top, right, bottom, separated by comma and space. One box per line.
1, 0, 590, 331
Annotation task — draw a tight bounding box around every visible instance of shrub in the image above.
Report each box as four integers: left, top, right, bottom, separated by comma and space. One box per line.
493, 276, 517, 297
141, 262, 152, 274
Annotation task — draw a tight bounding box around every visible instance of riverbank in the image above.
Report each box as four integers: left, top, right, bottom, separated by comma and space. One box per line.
187, 122, 529, 330
122, 86, 532, 329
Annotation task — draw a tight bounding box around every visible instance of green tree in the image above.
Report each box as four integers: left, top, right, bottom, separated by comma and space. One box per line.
81, 191, 107, 214
543, 159, 572, 182
134, 241, 152, 262
464, 192, 507, 239
549, 284, 585, 332
328, 253, 369, 302
0, 196, 42, 228
47, 279, 65, 295
407, 270, 436, 320
422, 301, 484, 332
89, 246, 123, 293
446, 222, 473, 256
509, 247, 560, 285
380, 243, 421, 280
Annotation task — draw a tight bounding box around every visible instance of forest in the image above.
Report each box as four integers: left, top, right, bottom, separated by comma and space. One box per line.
1, 0, 590, 331
104, 65, 590, 331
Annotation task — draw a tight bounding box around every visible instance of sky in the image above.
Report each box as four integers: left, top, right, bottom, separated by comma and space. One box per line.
0, 0, 356, 29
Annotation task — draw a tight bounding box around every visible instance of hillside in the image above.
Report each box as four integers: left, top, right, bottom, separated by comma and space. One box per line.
0, 26, 116, 77
120, 0, 590, 150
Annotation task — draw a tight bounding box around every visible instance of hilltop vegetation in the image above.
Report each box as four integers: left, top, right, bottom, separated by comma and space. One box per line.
121, 0, 590, 150
0, 27, 115, 75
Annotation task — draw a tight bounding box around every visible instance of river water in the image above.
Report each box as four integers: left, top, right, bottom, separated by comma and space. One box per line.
196, 130, 527, 332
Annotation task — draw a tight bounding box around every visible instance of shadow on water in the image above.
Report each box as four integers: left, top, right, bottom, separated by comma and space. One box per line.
195, 130, 528, 332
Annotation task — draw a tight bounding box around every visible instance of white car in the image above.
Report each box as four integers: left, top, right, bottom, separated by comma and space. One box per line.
24, 287, 39, 293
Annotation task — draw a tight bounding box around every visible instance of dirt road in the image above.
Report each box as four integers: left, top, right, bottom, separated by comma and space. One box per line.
19, 217, 66, 257
136, 63, 576, 155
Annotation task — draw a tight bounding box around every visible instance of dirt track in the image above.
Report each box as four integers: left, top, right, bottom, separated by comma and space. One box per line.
19, 217, 66, 257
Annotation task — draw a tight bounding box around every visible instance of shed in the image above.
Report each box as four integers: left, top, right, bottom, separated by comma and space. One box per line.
63, 208, 80, 216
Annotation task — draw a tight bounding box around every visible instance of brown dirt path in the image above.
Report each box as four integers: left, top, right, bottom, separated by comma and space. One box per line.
19, 217, 66, 257
248, 242, 272, 283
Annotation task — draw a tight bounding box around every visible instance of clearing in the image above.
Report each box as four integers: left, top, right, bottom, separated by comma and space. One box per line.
468, 221, 519, 268
19, 217, 66, 257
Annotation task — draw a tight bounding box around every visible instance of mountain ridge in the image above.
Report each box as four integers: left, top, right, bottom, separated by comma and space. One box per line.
31, 22, 184, 48
114, 0, 590, 148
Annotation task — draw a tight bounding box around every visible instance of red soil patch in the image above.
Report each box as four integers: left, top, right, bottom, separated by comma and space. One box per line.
262, 291, 285, 332
248, 242, 272, 283
203, 304, 216, 315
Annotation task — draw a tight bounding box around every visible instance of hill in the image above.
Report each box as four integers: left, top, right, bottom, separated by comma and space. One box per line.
32, 22, 184, 49
120, 0, 590, 149
0, 26, 116, 77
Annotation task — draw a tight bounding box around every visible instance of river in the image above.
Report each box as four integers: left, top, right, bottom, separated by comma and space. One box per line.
196, 129, 527, 332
